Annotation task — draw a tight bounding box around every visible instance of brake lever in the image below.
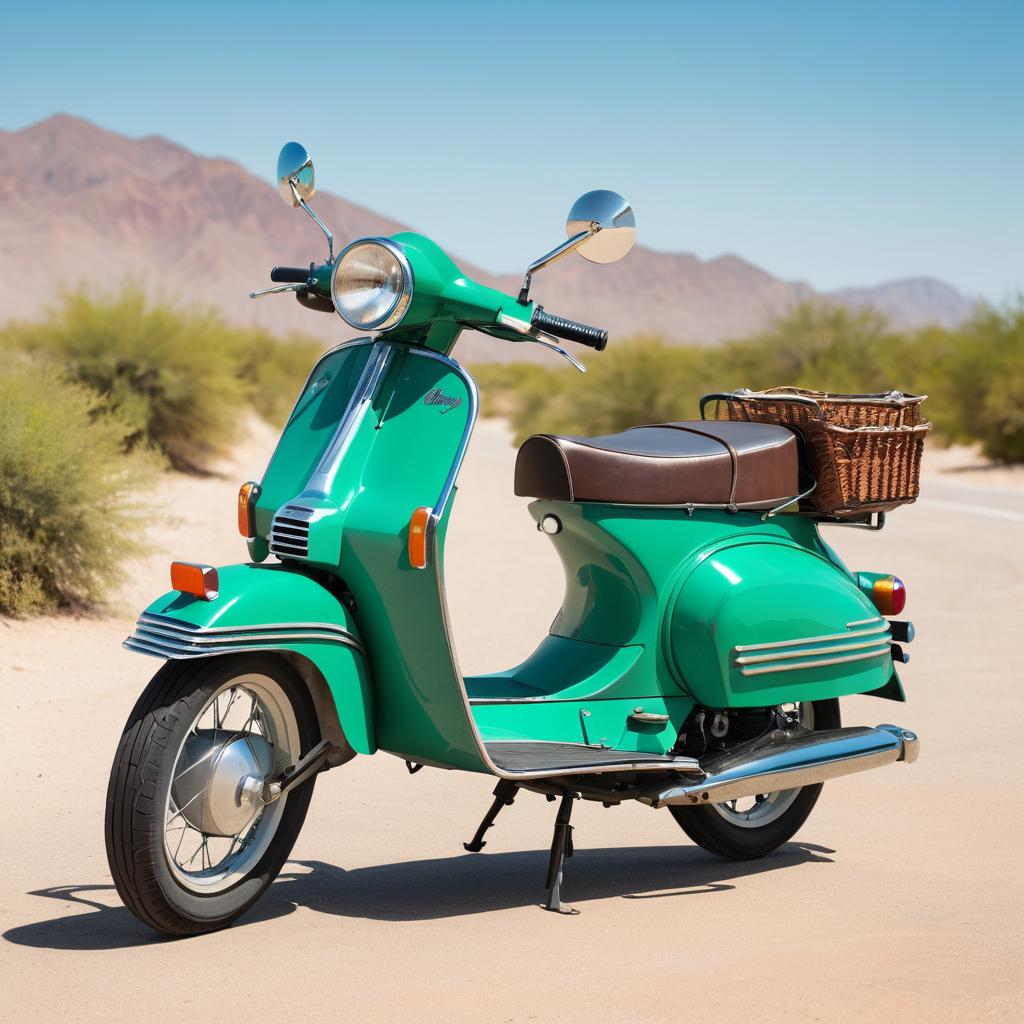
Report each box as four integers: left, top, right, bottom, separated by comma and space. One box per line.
248, 283, 306, 299
493, 312, 586, 373
529, 332, 587, 373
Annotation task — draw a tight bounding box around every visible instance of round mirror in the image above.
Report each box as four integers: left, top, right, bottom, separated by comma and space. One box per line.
276, 142, 315, 207
566, 190, 636, 264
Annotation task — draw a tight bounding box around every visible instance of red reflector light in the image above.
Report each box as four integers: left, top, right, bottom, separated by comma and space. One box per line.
170, 562, 219, 601
871, 576, 906, 616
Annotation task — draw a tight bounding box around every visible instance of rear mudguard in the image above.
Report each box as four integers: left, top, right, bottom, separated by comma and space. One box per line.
123, 562, 375, 755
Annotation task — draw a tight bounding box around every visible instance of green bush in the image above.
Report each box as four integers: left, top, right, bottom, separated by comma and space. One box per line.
716, 303, 903, 393
473, 299, 1024, 464
235, 328, 327, 426
0, 357, 155, 615
942, 298, 1024, 462
1, 285, 249, 471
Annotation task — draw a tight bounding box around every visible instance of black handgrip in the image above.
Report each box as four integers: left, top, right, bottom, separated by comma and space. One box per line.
531, 307, 608, 351
270, 266, 310, 284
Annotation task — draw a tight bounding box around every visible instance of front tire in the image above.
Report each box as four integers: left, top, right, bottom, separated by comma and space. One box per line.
105, 654, 319, 936
670, 699, 841, 860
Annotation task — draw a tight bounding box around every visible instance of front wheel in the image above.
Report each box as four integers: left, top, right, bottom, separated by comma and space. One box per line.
670, 699, 840, 859
105, 654, 319, 936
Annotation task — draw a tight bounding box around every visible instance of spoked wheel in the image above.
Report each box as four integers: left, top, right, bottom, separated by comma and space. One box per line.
105, 654, 318, 936
670, 699, 840, 859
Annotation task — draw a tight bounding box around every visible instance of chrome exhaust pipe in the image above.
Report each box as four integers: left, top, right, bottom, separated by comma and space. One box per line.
641, 724, 919, 809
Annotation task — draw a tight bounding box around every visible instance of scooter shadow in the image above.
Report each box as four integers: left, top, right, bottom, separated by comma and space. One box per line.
3, 842, 834, 950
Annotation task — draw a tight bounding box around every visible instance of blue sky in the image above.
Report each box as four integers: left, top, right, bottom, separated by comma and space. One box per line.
1, 0, 1021, 298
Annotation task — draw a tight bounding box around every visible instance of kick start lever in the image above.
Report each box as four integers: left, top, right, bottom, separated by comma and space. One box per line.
262, 739, 338, 803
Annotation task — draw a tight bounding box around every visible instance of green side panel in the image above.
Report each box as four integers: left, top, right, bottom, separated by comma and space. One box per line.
327, 348, 491, 772
667, 540, 888, 706
250, 340, 373, 554
142, 563, 375, 753
531, 501, 889, 710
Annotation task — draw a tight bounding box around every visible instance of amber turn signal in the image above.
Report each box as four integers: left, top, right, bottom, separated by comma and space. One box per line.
170, 562, 219, 601
408, 507, 433, 570
238, 481, 261, 539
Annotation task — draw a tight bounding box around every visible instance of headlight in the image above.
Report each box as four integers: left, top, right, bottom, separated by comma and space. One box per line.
331, 239, 413, 331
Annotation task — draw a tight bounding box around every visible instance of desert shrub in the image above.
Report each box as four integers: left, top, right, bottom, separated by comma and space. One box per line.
235, 328, 327, 425
941, 298, 1024, 462
0, 285, 249, 471
471, 362, 556, 418
474, 300, 1024, 464
0, 357, 154, 615
477, 337, 723, 444
717, 303, 902, 393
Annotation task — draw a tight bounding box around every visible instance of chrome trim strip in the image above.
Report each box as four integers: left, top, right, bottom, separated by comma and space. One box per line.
738, 647, 891, 677
735, 636, 893, 665
138, 613, 359, 639
257, 338, 375, 496
307, 340, 394, 497
847, 617, 883, 628
402, 347, 481, 553
733, 623, 890, 654
134, 624, 363, 649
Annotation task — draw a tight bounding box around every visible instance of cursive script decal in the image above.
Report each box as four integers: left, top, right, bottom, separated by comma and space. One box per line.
423, 388, 463, 414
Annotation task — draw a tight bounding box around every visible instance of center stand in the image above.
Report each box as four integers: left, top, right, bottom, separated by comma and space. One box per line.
544, 792, 580, 915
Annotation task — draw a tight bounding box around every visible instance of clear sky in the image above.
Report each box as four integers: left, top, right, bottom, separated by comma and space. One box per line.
1, 0, 1021, 299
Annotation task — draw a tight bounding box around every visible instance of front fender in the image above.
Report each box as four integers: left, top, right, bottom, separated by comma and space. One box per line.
124, 563, 375, 754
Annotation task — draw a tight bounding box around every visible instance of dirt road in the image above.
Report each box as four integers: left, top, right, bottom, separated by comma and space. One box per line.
1, 419, 1021, 1023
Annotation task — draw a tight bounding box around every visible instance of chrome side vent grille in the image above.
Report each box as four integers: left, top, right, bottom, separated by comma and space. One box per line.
269, 504, 314, 559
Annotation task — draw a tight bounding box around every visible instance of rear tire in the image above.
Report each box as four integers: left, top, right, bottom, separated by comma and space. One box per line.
105, 654, 319, 936
670, 699, 841, 859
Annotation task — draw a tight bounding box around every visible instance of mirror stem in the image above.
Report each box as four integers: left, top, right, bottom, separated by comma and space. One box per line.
517, 227, 596, 304
289, 178, 335, 262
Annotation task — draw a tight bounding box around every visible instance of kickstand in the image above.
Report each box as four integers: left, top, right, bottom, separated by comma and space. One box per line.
544, 792, 580, 915
463, 780, 518, 852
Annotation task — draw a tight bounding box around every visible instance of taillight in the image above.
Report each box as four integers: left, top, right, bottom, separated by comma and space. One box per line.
865, 574, 906, 616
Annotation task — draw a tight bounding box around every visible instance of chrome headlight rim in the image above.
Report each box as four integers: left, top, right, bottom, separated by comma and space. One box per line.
330, 237, 415, 332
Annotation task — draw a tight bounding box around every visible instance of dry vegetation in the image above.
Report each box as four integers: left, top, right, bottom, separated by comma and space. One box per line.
1, 286, 1020, 616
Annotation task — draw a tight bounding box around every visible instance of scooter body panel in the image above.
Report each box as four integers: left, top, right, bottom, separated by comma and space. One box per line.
525, 499, 889, 711
129, 562, 375, 753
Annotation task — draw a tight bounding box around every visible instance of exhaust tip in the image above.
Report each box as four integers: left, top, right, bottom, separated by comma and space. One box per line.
879, 724, 920, 764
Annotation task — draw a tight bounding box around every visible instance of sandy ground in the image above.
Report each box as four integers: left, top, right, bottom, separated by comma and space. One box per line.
1, 418, 1022, 1024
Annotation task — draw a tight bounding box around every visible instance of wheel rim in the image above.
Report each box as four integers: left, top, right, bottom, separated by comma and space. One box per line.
163, 673, 299, 894
709, 702, 814, 829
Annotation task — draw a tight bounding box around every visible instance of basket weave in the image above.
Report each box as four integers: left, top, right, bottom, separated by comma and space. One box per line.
703, 388, 931, 517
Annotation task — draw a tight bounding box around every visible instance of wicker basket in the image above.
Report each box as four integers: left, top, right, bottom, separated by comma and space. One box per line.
701, 388, 931, 517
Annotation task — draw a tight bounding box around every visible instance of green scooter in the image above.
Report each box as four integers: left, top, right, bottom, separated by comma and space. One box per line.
106, 142, 920, 935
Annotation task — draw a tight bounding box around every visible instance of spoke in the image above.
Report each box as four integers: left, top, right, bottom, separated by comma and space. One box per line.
165, 787, 204, 826
173, 821, 191, 863
172, 742, 220, 784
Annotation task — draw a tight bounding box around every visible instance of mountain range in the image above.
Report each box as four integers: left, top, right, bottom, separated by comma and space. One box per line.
0, 114, 976, 363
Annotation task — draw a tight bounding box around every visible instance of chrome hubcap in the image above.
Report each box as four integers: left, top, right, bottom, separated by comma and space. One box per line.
171, 730, 274, 837
163, 675, 299, 894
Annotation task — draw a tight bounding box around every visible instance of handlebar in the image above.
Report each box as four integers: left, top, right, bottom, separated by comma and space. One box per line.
270, 266, 311, 284
531, 307, 608, 351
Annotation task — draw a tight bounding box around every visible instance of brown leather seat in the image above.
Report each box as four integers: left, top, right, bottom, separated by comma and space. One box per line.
514, 421, 799, 508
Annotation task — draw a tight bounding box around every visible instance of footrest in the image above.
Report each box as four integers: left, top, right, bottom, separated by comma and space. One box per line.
485, 741, 699, 774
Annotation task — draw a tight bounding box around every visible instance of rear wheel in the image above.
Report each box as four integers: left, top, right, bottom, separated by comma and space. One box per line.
670, 699, 840, 859
105, 654, 319, 936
